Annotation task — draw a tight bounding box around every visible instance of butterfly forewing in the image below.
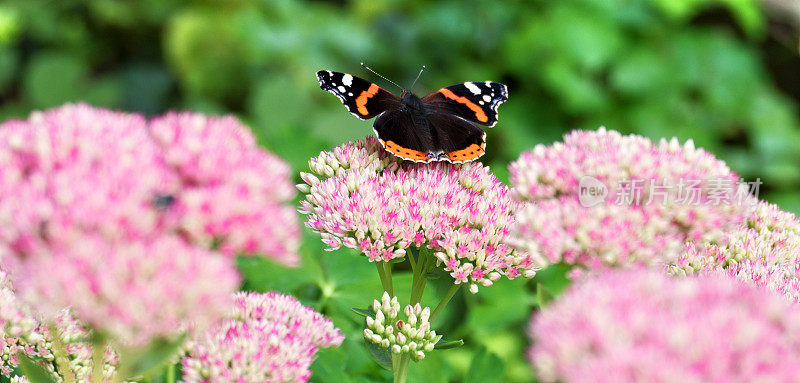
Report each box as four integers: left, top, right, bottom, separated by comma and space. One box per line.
316, 71, 400, 120
422, 82, 508, 127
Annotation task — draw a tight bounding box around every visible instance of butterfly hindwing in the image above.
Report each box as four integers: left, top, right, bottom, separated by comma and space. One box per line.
427, 112, 486, 163
422, 81, 508, 127
373, 111, 433, 162
373, 110, 487, 164
316, 71, 400, 120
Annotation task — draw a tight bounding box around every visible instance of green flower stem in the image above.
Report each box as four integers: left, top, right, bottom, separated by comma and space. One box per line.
409, 247, 431, 305
376, 261, 394, 295
383, 261, 393, 295
47, 323, 76, 383
166, 363, 176, 383
430, 283, 461, 323
407, 247, 418, 270
393, 354, 410, 383
90, 333, 107, 383
391, 354, 401, 378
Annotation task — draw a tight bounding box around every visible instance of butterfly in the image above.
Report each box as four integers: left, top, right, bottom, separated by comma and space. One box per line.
316, 64, 507, 163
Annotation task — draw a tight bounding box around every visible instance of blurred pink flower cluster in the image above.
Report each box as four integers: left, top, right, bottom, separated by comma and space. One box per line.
529, 268, 800, 383
182, 292, 344, 383
298, 137, 537, 292
1, 268, 120, 381
670, 201, 800, 302
0, 104, 299, 346
509, 127, 752, 269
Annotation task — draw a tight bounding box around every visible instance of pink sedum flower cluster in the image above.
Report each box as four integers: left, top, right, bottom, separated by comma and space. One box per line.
0, 104, 299, 346
670, 201, 800, 302
182, 292, 344, 383
0, 268, 51, 377
298, 137, 537, 292
529, 268, 800, 383
509, 127, 752, 269
1, 268, 120, 381
149, 113, 299, 263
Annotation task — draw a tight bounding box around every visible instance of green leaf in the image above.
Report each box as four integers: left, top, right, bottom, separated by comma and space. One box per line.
465, 278, 535, 333
16, 353, 58, 383
23, 51, 85, 108
534, 263, 572, 298
406, 350, 448, 382
433, 338, 464, 350
309, 347, 352, 383
536, 282, 555, 308
364, 340, 392, 371
117, 335, 186, 380
351, 307, 376, 318
463, 347, 504, 383
424, 272, 441, 280
0, 47, 18, 92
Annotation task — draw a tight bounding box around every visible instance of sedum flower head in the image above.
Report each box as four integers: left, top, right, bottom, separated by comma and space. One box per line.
0, 104, 300, 347
148, 112, 300, 263
182, 292, 344, 383
16, 235, 239, 347
299, 137, 537, 292
529, 268, 800, 382
0, 268, 51, 377
362, 292, 441, 361
669, 201, 800, 302
1, 268, 120, 381
509, 127, 752, 269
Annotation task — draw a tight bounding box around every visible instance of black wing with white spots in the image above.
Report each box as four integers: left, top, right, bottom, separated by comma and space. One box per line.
316, 71, 400, 120
422, 81, 508, 127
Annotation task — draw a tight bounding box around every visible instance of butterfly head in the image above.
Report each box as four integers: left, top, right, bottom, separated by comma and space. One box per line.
400, 90, 423, 111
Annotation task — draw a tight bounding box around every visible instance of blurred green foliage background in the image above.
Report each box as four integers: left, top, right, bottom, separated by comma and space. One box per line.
0, 0, 799, 382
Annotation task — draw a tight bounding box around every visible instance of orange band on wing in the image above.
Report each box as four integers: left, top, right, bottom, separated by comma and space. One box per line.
438, 88, 489, 123
355, 84, 381, 115
446, 143, 485, 162
381, 139, 430, 162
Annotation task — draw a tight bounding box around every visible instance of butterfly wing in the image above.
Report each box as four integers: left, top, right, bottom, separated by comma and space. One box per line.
427, 112, 486, 163
373, 110, 435, 163
374, 109, 487, 164
422, 82, 508, 127
316, 71, 400, 120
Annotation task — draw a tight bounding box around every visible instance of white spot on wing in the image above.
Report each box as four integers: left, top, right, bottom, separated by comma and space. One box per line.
465, 82, 481, 95
342, 74, 353, 86
338, 85, 346, 93
484, 81, 492, 87
483, 95, 491, 102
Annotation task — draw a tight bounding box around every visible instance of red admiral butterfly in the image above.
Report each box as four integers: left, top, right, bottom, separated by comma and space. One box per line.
316, 64, 508, 163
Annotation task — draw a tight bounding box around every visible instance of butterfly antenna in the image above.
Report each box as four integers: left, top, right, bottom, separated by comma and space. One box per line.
409, 65, 426, 90
361, 62, 403, 92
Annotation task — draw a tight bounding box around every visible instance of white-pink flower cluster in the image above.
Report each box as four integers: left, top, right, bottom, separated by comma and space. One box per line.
0, 104, 300, 347
1, 268, 120, 381
149, 113, 299, 263
0, 268, 51, 377
182, 292, 344, 383
509, 128, 752, 269
670, 201, 800, 302
298, 137, 537, 292
529, 268, 800, 382
363, 292, 441, 361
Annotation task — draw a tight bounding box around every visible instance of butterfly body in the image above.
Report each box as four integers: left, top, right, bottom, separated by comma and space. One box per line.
317, 70, 507, 163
